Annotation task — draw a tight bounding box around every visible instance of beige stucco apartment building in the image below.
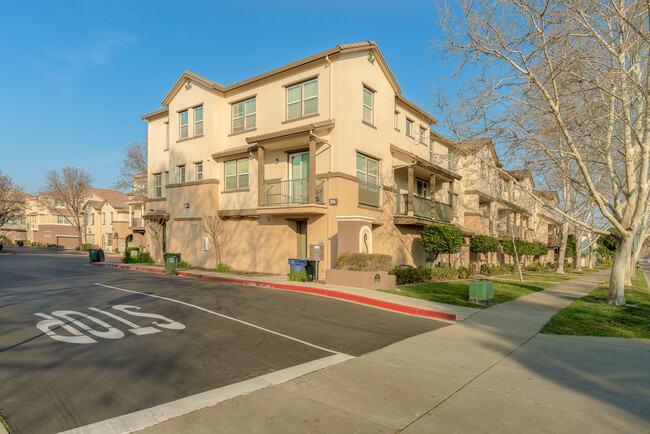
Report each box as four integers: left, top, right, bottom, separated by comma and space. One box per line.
142, 41, 559, 274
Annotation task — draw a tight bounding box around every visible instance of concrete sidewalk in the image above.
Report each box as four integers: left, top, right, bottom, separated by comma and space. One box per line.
93, 261, 479, 321
129, 268, 650, 433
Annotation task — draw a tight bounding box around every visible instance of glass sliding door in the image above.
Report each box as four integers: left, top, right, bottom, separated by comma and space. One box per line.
290, 152, 310, 204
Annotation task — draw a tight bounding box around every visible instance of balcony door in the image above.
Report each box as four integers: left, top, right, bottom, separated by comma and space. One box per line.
289, 152, 309, 204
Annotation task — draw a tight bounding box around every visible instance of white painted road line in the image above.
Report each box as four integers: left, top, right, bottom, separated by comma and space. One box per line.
94, 282, 347, 356
60, 352, 354, 434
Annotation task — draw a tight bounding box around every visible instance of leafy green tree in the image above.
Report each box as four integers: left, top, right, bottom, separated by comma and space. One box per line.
470, 235, 500, 253
420, 224, 462, 263
566, 234, 576, 259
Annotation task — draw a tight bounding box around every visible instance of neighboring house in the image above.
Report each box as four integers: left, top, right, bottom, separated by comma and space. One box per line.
141, 41, 560, 274
0, 190, 32, 243
82, 189, 136, 252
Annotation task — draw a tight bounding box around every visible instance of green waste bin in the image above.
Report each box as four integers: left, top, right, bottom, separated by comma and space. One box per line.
469, 281, 494, 306
89, 248, 104, 263
164, 253, 180, 275
129, 248, 140, 259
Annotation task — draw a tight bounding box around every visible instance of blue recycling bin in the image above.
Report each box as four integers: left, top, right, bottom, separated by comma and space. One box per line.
288, 258, 309, 272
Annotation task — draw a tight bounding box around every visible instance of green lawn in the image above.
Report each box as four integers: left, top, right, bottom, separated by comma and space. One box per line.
541, 270, 650, 339
381, 279, 555, 309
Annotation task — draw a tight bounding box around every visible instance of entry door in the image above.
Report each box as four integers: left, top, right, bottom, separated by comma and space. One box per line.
298, 221, 308, 259
290, 152, 310, 203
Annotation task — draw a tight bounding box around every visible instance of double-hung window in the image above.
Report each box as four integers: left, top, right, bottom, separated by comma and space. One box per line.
57, 215, 66, 224
194, 106, 203, 136
232, 98, 256, 133
448, 148, 459, 173
356, 153, 379, 186
419, 127, 426, 144
154, 173, 162, 198
286, 79, 317, 120
196, 162, 203, 181
224, 158, 249, 190
179, 166, 186, 183
406, 119, 413, 136
179, 110, 189, 139
54, 199, 64, 207
363, 87, 374, 124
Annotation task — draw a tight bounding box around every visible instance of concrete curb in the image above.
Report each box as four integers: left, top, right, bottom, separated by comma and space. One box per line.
91, 263, 457, 321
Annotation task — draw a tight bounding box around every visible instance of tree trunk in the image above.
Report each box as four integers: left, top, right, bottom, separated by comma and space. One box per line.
511, 234, 523, 282
608, 236, 633, 305
574, 229, 582, 272
556, 221, 569, 274
587, 241, 594, 269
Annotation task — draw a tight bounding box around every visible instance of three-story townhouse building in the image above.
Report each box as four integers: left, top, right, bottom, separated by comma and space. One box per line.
142, 41, 470, 274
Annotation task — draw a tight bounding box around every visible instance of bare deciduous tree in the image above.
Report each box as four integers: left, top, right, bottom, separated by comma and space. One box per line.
42, 167, 93, 249
201, 215, 224, 267
0, 171, 26, 229
145, 218, 165, 263
433, 0, 650, 304
112, 136, 148, 197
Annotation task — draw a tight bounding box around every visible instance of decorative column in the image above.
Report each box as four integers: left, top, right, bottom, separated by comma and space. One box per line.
257, 146, 265, 207
309, 139, 316, 203
429, 174, 436, 220
407, 165, 414, 216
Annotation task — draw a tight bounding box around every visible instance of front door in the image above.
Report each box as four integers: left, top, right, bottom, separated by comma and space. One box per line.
298, 221, 308, 259
289, 152, 309, 204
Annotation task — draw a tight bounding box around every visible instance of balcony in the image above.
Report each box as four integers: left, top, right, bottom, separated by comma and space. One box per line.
358, 181, 380, 207
262, 179, 324, 206
396, 194, 451, 223
130, 218, 144, 230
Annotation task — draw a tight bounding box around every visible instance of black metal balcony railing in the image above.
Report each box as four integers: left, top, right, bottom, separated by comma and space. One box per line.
358, 181, 381, 207
262, 179, 324, 206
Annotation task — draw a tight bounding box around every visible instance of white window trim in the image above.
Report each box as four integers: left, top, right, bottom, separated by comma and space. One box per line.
179, 166, 186, 183
194, 106, 203, 136
406, 119, 413, 136
363, 87, 374, 124
224, 158, 249, 190
231, 98, 256, 133
196, 162, 203, 181
286, 79, 318, 120
154, 174, 162, 198
179, 110, 189, 139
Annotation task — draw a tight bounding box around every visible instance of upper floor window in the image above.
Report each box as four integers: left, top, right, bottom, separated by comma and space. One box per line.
406, 119, 413, 136
91, 213, 95, 225
165, 122, 169, 149
153, 173, 162, 198
179, 110, 189, 139
449, 192, 459, 217
196, 162, 203, 181
54, 199, 64, 207
419, 127, 426, 144
356, 153, 379, 185
429, 139, 434, 163
179, 165, 186, 183
363, 87, 374, 124
57, 215, 67, 224
20, 217, 26, 225
194, 106, 203, 136
287, 79, 317, 120
448, 148, 459, 172
225, 158, 249, 190
232, 98, 256, 133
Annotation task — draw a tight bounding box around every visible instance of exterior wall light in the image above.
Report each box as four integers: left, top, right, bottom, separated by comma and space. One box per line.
329, 199, 338, 205
184, 203, 190, 208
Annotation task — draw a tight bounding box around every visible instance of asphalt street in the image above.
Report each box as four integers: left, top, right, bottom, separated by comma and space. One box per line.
0, 247, 448, 433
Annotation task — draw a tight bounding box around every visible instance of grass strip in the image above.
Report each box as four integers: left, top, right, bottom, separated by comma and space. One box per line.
541, 270, 650, 339
381, 279, 554, 309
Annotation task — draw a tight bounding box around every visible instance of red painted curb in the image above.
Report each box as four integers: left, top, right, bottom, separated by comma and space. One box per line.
91, 263, 456, 320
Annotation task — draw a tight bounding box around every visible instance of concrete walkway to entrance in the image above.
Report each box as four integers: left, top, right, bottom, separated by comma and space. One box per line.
131, 268, 650, 433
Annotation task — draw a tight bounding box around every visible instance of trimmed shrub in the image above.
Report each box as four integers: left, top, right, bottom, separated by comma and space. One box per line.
388, 265, 473, 285
178, 261, 191, 269
216, 263, 232, 273
420, 224, 462, 261
525, 262, 544, 271
470, 234, 500, 253
336, 252, 392, 272
480, 264, 516, 275
288, 270, 308, 282
74, 246, 80, 251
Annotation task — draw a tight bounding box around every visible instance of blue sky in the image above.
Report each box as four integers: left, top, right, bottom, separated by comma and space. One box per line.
0, 0, 450, 194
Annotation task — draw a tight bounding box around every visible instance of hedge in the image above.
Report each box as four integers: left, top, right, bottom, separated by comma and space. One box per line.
470, 234, 500, 253
336, 252, 392, 272
389, 266, 473, 284
501, 240, 549, 257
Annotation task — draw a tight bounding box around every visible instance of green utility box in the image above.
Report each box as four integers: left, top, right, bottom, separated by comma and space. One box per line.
469, 281, 494, 306
164, 253, 180, 275
129, 248, 140, 259
89, 249, 105, 263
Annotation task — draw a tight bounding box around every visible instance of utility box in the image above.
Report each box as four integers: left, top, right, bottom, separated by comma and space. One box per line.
469, 281, 494, 306
89, 249, 104, 263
